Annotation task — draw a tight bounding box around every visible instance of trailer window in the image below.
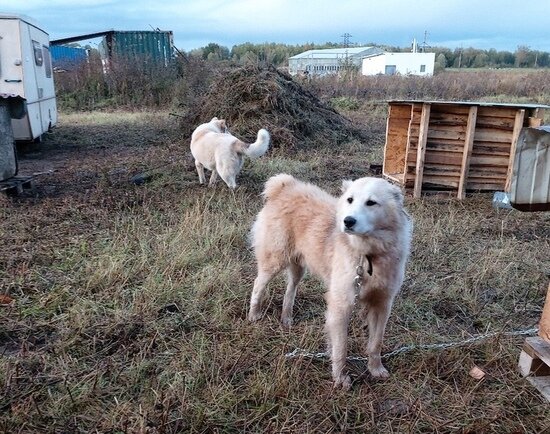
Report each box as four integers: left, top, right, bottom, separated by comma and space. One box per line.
43, 45, 52, 77
32, 40, 43, 66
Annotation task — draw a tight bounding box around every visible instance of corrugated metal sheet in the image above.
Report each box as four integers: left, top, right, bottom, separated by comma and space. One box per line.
288, 46, 384, 75
100, 31, 174, 66
509, 126, 550, 211
51, 45, 88, 68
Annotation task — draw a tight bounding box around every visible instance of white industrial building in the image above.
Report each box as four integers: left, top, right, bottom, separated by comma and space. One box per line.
361, 52, 435, 76
288, 46, 382, 76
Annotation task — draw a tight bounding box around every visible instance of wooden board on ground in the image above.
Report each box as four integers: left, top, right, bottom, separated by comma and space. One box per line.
518, 283, 550, 403
0, 176, 35, 196
518, 337, 550, 402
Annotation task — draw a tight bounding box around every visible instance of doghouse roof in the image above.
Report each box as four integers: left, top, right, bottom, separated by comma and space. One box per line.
388, 100, 550, 109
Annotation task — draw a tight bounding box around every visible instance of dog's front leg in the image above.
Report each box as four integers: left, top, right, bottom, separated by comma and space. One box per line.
364, 293, 394, 378
325, 287, 354, 390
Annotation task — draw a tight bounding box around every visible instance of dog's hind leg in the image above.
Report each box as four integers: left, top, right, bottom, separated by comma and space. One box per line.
363, 294, 393, 379
208, 169, 219, 186
217, 154, 241, 189
218, 170, 237, 189
248, 266, 281, 322
281, 260, 304, 327
195, 161, 206, 184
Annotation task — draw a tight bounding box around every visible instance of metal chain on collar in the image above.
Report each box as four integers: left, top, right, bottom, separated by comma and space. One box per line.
354, 255, 372, 293
285, 326, 539, 362
354, 261, 364, 292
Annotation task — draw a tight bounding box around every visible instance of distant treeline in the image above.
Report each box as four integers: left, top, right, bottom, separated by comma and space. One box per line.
187, 42, 550, 69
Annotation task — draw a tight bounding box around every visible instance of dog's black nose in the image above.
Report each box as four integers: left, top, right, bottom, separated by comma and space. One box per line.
344, 216, 356, 229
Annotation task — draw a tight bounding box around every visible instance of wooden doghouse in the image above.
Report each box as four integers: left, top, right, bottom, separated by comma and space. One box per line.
382, 100, 549, 198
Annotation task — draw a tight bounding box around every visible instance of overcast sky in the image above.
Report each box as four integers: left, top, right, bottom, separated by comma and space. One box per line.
2, 0, 549, 52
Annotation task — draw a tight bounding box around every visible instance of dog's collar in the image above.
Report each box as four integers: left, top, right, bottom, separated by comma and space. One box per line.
354, 255, 373, 290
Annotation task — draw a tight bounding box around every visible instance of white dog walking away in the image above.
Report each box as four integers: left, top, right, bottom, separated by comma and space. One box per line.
248, 174, 412, 389
190, 117, 270, 189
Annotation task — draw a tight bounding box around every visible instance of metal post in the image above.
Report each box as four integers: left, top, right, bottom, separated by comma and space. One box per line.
0, 100, 18, 181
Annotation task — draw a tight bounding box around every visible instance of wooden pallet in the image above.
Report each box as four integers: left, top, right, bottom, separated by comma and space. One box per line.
0, 176, 35, 196
518, 283, 550, 402
382, 100, 549, 198
518, 337, 550, 402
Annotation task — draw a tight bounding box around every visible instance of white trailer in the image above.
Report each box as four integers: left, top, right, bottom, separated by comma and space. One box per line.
0, 13, 57, 142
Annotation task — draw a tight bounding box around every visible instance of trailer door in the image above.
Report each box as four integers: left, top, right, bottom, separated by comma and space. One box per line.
27, 23, 56, 138
0, 18, 24, 96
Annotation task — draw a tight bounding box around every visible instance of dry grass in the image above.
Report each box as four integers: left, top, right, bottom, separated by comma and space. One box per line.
308, 69, 550, 106
1, 99, 549, 432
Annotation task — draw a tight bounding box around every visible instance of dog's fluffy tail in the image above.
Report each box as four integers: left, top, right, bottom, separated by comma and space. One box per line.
234, 129, 270, 159
262, 173, 296, 201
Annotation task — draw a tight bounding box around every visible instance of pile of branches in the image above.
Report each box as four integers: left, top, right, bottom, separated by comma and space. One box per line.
181, 64, 366, 149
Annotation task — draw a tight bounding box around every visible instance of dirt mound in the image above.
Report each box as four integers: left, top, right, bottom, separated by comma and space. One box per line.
183, 64, 366, 149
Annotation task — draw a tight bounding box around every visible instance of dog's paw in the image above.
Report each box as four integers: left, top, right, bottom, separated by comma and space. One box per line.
280, 315, 293, 328
247, 310, 262, 322
368, 365, 390, 379
333, 374, 352, 391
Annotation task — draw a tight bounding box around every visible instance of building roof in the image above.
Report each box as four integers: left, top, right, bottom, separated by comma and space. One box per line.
51, 30, 114, 45
290, 46, 382, 59
51, 29, 172, 45
363, 51, 435, 59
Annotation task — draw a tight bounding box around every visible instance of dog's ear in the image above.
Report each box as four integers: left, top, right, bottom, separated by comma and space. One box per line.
341, 179, 353, 193
390, 184, 404, 206
210, 117, 218, 122
219, 120, 227, 131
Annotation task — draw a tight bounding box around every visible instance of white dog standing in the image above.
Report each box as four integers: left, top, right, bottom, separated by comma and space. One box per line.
248, 174, 412, 389
190, 117, 270, 189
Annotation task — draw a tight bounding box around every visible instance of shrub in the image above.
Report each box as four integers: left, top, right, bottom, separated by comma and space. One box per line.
54, 52, 213, 111
330, 96, 361, 111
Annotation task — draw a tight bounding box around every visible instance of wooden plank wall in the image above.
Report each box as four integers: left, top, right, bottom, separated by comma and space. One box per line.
403, 104, 422, 187
383, 104, 413, 182
406, 104, 472, 191
540, 282, 550, 343
470, 106, 520, 191
383, 102, 543, 196
413, 104, 431, 198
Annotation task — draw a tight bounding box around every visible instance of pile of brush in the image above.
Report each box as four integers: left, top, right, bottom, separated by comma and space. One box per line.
181, 64, 366, 149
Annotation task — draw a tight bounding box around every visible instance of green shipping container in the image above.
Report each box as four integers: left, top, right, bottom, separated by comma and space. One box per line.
99, 30, 174, 66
